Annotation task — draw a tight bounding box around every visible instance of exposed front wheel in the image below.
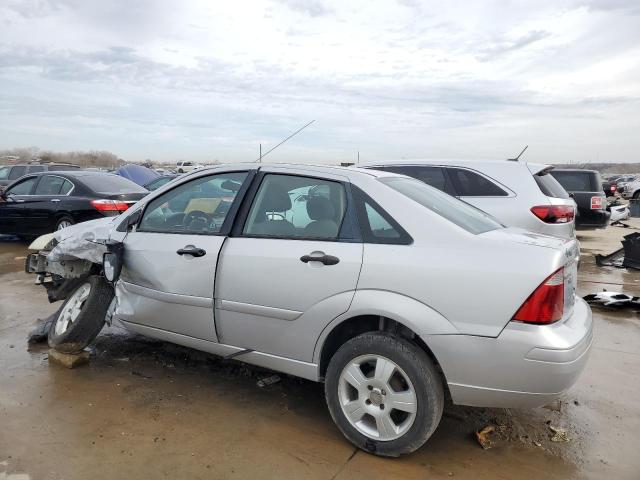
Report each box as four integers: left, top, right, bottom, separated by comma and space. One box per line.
325, 332, 444, 457
48, 276, 114, 353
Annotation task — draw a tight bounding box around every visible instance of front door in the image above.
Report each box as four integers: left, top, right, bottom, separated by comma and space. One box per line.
0, 176, 39, 235
215, 170, 363, 361
115, 170, 251, 341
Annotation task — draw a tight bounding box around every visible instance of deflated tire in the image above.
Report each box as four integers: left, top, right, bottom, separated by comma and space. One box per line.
48, 275, 114, 354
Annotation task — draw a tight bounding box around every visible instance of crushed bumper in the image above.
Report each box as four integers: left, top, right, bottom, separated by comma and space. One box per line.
423, 297, 593, 408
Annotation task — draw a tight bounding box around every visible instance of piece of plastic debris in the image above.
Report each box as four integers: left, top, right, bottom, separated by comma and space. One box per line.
583, 291, 640, 309
595, 232, 640, 269
257, 374, 281, 388
549, 425, 570, 443
475, 425, 495, 449
27, 313, 56, 344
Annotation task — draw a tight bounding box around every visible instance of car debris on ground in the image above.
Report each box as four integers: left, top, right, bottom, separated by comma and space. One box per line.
256, 374, 281, 388
584, 291, 640, 309
475, 425, 495, 449
595, 231, 640, 269
549, 425, 570, 443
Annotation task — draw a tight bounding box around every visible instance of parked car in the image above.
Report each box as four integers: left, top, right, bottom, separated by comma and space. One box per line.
619, 178, 640, 200
363, 160, 576, 238
614, 175, 638, 195
602, 178, 618, 197
0, 163, 80, 193
25, 164, 591, 457
144, 174, 179, 191
176, 161, 201, 173
0, 171, 147, 238
549, 169, 610, 228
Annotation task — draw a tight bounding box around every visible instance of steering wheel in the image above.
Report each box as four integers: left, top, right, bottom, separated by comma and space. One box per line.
184, 210, 211, 230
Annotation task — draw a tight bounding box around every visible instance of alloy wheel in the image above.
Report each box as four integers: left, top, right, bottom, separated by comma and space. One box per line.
338, 354, 417, 441
54, 283, 92, 335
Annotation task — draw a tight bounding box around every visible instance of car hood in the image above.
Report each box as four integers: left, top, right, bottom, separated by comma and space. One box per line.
48, 216, 118, 263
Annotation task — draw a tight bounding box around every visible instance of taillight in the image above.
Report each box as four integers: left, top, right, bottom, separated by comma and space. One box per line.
91, 199, 130, 212
590, 196, 603, 210
530, 205, 575, 224
513, 268, 564, 324
611, 185, 617, 192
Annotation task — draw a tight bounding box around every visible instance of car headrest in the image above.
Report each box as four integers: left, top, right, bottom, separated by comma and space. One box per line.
261, 185, 292, 212
307, 196, 335, 220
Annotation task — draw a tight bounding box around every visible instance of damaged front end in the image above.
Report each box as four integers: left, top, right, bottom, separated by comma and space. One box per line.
25, 217, 120, 302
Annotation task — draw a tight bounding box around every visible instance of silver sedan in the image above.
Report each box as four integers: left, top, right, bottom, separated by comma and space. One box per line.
27, 163, 592, 457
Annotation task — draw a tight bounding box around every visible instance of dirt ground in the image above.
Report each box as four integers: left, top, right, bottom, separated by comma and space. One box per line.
1, 223, 639, 480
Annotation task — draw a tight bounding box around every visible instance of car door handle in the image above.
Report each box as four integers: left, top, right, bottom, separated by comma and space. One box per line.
300, 254, 340, 266
177, 246, 207, 257
51, 199, 60, 203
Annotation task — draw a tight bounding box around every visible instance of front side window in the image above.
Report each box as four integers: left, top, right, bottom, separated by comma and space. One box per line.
139, 171, 248, 234
243, 174, 347, 240
35, 176, 67, 195
7, 177, 37, 195
8, 166, 27, 180
381, 177, 502, 234
447, 167, 508, 197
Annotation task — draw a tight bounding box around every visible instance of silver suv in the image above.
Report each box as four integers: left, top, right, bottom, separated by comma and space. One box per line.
364, 160, 576, 238
0, 163, 80, 193
26, 164, 591, 457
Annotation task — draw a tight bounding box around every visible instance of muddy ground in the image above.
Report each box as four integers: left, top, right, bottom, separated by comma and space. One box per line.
1, 224, 639, 480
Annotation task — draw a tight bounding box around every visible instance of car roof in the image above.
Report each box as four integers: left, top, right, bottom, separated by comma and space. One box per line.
193, 162, 386, 179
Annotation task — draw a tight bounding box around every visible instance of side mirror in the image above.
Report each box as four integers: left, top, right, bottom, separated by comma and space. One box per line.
127, 209, 143, 228
103, 242, 125, 283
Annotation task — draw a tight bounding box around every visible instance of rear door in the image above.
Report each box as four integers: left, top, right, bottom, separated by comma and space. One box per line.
215, 168, 363, 361
116, 170, 253, 341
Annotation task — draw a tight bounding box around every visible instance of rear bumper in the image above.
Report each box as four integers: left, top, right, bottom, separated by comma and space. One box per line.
576, 209, 610, 228
423, 297, 593, 408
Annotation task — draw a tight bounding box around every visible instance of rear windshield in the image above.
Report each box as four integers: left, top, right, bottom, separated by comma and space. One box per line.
81, 174, 148, 195
380, 177, 503, 234
551, 171, 600, 192
534, 171, 569, 198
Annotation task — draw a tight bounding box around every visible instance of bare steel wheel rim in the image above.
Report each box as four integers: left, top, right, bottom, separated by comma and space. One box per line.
57, 220, 73, 230
338, 354, 417, 441
54, 283, 91, 335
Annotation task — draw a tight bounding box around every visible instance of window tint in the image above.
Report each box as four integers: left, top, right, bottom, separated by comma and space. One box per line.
243, 174, 347, 239
381, 177, 503, 234
447, 168, 508, 196
139, 172, 247, 234
27, 166, 45, 173
81, 174, 147, 195
0, 166, 10, 180
551, 171, 600, 192
35, 176, 67, 195
8, 166, 27, 180
534, 172, 569, 198
7, 177, 37, 195
351, 187, 411, 244
60, 179, 74, 195
382, 166, 449, 192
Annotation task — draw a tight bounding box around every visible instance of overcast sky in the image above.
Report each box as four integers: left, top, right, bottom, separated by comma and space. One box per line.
1, 0, 639, 164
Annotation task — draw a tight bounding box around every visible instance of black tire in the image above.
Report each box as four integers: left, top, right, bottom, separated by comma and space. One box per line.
633, 191, 640, 200
48, 275, 114, 353
325, 332, 444, 457
56, 215, 75, 231
178, 168, 184, 173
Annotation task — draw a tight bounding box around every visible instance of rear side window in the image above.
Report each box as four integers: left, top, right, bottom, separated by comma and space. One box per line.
551, 171, 599, 192
534, 172, 569, 199
81, 175, 148, 195
35, 176, 67, 195
27, 166, 45, 173
8, 166, 27, 180
379, 166, 450, 192
352, 186, 412, 244
48, 164, 80, 171
447, 167, 508, 196
381, 177, 503, 234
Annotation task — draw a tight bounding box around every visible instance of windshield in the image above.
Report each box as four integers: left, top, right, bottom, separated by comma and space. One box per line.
0, 166, 9, 180
380, 177, 503, 234
81, 174, 148, 195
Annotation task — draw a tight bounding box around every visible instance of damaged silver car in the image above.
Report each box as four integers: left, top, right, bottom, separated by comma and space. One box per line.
26, 163, 593, 457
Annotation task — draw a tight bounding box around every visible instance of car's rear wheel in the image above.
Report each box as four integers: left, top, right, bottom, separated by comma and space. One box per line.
325, 332, 444, 457
56, 216, 74, 231
48, 275, 114, 353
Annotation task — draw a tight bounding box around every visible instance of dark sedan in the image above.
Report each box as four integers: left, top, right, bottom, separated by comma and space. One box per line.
0, 171, 148, 238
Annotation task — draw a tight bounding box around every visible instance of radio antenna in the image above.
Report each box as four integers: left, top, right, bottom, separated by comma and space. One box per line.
256, 120, 315, 162
508, 145, 528, 162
